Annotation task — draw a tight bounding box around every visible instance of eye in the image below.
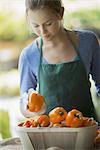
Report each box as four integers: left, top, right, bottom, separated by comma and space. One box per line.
45, 22, 52, 26
33, 25, 39, 28
31, 23, 39, 28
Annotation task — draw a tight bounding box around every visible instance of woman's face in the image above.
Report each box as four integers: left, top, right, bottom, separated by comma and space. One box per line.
27, 8, 62, 41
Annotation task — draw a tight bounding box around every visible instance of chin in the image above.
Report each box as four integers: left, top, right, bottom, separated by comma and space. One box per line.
43, 35, 52, 41
42, 33, 57, 42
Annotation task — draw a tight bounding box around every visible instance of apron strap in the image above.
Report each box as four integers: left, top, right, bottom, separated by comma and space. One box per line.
38, 37, 43, 93
40, 37, 43, 63
66, 30, 79, 54
66, 30, 83, 62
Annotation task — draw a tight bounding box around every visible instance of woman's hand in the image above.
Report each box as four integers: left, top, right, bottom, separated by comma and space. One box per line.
20, 88, 46, 118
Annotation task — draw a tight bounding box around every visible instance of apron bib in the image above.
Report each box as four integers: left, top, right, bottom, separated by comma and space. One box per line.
37, 34, 98, 121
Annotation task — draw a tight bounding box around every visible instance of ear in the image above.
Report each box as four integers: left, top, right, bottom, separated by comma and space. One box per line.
59, 7, 64, 20
55, 7, 64, 20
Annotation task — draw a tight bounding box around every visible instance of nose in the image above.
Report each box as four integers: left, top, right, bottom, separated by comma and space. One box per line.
40, 25, 47, 35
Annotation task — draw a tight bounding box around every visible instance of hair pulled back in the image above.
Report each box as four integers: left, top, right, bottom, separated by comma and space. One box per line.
25, 0, 63, 14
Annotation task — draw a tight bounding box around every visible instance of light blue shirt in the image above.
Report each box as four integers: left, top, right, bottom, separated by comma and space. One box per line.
18, 30, 100, 95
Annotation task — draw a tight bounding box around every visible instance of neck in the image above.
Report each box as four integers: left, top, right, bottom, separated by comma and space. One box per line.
43, 27, 67, 47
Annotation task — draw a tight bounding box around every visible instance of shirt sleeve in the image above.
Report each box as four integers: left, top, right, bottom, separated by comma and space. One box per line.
90, 33, 100, 90
18, 48, 37, 95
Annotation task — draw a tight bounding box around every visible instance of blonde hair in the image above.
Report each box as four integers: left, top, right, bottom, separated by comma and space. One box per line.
25, 0, 63, 14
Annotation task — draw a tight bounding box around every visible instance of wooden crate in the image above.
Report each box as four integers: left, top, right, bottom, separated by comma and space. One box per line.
16, 124, 97, 150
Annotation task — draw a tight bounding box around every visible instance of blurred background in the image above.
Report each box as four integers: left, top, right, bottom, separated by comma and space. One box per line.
0, 0, 100, 139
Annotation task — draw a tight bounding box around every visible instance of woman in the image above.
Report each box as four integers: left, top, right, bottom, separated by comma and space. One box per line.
19, 0, 100, 122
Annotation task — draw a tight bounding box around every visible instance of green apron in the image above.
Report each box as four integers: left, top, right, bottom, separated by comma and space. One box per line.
38, 33, 98, 121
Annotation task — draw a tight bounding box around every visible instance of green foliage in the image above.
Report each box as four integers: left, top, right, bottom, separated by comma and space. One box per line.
0, 85, 20, 97
0, 110, 11, 139
64, 8, 100, 30
0, 10, 30, 42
